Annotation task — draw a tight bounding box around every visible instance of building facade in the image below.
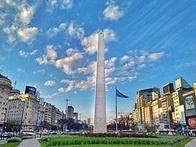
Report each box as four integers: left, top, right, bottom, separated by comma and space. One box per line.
131, 77, 196, 131
43, 102, 64, 127
67, 106, 74, 119
7, 93, 39, 131
0, 74, 12, 132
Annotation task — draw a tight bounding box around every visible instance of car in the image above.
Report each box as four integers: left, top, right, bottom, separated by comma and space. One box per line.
22, 131, 36, 136
1, 132, 11, 138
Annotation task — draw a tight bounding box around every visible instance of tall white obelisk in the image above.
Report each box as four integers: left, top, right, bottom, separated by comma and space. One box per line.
94, 32, 106, 133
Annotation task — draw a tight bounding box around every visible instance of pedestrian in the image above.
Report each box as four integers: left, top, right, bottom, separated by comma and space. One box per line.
40, 131, 42, 138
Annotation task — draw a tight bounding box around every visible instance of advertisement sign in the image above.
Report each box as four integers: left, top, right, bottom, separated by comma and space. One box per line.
25, 86, 36, 96
186, 116, 196, 129
185, 95, 195, 110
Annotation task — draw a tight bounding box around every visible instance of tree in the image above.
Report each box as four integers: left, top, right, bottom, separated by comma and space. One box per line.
130, 122, 138, 131
43, 121, 52, 130
6, 120, 21, 132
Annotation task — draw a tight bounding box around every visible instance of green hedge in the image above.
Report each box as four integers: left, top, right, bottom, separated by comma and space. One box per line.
7, 137, 22, 143
40, 135, 188, 147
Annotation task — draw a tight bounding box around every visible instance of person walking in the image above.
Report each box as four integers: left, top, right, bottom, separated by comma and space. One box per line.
39, 130, 42, 138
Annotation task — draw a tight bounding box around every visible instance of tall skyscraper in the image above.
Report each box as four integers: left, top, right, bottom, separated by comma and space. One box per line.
94, 32, 106, 133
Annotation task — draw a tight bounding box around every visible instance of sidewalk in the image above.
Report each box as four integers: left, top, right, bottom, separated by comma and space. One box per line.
185, 138, 196, 147
17, 138, 40, 147
0, 139, 7, 145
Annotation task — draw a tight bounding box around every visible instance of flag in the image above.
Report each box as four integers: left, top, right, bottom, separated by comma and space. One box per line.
116, 89, 129, 98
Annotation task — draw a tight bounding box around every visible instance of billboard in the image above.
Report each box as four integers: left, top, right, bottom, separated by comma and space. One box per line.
185, 95, 195, 110
25, 86, 36, 96
186, 116, 196, 129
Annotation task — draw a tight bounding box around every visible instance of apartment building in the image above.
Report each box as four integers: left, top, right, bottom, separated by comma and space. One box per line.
135, 87, 160, 125
43, 102, 64, 126
67, 106, 74, 119
7, 91, 40, 131
131, 77, 196, 131
172, 89, 186, 125
151, 99, 161, 127
0, 74, 12, 132
6, 89, 25, 131
43, 102, 52, 124
159, 92, 173, 129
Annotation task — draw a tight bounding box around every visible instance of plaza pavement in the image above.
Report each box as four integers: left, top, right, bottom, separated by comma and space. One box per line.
17, 138, 40, 147
185, 137, 196, 147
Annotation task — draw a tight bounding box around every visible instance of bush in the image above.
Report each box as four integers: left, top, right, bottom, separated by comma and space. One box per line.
39, 134, 188, 146
7, 137, 22, 143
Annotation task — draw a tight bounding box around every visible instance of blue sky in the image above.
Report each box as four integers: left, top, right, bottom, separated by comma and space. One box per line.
0, 0, 196, 121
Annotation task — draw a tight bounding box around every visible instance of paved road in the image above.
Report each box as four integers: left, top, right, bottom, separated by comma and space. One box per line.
185, 138, 196, 147
17, 138, 40, 147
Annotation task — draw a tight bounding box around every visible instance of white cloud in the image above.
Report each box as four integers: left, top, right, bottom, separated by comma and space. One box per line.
4, 25, 38, 43
61, 0, 73, 9
46, 22, 84, 39
81, 33, 98, 54
103, 29, 116, 42
33, 69, 46, 74
66, 48, 79, 56
59, 57, 117, 92
76, 61, 96, 75
148, 52, 164, 61
103, 4, 124, 20
1, 1, 38, 44
46, 23, 67, 37
44, 80, 56, 86
105, 57, 117, 76
19, 5, 35, 25
67, 22, 84, 39
0, 13, 6, 25
58, 87, 65, 93
0, 0, 16, 8
0, 1, 4, 8
36, 45, 58, 65
55, 52, 84, 75
17, 27, 38, 42
17, 68, 25, 73
120, 55, 129, 63
36, 45, 84, 75
138, 55, 146, 63
46, 0, 73, 11
3, 25, 18, 43
61, 76, 95, 92
19, 49, 37, 57
81, 29, 116, 54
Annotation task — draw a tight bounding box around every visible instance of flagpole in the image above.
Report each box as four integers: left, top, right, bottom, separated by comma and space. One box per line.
115, 87, 118, 133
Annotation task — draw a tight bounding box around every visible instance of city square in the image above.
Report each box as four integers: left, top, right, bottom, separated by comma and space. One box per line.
0, 0, 196, 147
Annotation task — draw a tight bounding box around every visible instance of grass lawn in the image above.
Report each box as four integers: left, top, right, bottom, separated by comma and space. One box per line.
39, 135, 192, 147
1, 142, 21, 147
